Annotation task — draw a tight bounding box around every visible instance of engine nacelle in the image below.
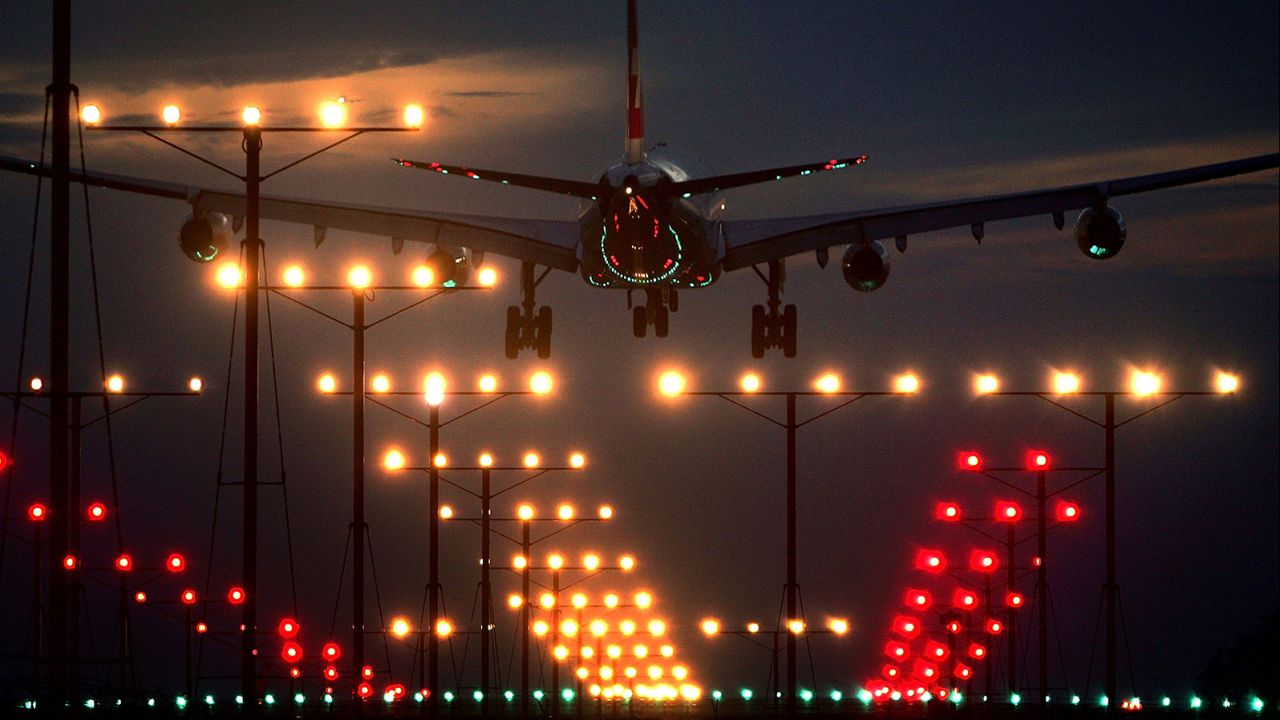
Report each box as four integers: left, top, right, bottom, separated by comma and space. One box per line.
842, 241, 891, 292
426, 246, 472, 287
178, 212, 232, 263
1075, 206, 1126, 259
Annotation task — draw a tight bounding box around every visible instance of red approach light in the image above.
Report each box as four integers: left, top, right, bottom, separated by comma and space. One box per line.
165, 553, 186, 572
227, 586, 246, 604
0, 450, 9, 471
281, 641, 303, 663
62, 554, 78, 570
277, 617, 300, 639
904, 588, 932, 610
915, 549, 947, 573
892, 615, 922, 638
386, 684, 406, 700
115, 554, 133, 571
955, 663, 974, 680
322, 642, 342, 661
985, 618, 1004, 635
970, 549, 999, 573
357, 682, 374, 700
134, 591, 148, 603
361, 665, 374, 680
1007, 592, 1025, 608
1026, 450, 1051, 469
195, 622, 208, 634
87, 502, 107, 521
953, 588, 979, 610
1055, 500, 1081, 522
323, 665, 339, 681
968, 642, 987, 660
881, 664, 901, 680
912, 660, 938, 681
180, 589, 197, 605
945, 619, 963, 634
994, 500, 1022, 522
935, 501, 962, 522
957, 451, 982, 471
924, 640, 949, 661
884, 640, 909, 660
28, 503, 47, 521
289, 667, 301, 679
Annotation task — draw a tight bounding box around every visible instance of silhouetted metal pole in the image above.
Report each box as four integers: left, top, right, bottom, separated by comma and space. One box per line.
1104, 393, 1116, 714
1005, 523, 1016, 699
983, 573, 992, 701
785, 392, 797, 715
31, 517, 43, 699
521, 522, 531, 720
480, 467, 492, 717
47, 0, 72, 707
240, 123, 262, 712
1037, 468, 1048, 706
428, 405, 440, 717
68, 397, 81, 701
551, 570, 561, 718
352, 291, 365, 714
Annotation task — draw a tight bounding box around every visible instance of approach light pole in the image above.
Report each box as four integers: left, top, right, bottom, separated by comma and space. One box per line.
976, 370, 1239, 713
698, 616, 850, 713
374, 375, 554, 715
659, 369, 918, 713
420, 455, 593, 717
949, 451, 1094, 706
87, 102, 419, 710
271, 266, 490, 707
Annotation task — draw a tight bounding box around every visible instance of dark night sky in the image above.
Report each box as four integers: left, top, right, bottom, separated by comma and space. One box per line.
0, 1, 1277, 698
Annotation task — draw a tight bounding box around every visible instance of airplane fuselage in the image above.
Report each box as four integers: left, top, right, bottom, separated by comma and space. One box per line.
576, 158, 722, 289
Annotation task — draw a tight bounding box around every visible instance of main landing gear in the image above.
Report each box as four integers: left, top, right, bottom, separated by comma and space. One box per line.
505, 262, 553, 359
631, 287, 678, 338
750, 259, 797, 358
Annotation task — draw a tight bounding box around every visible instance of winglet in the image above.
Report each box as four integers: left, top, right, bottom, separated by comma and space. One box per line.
625, 0, 646, 165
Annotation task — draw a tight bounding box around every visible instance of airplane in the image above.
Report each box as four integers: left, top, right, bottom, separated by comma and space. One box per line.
2, 1, 1277, 359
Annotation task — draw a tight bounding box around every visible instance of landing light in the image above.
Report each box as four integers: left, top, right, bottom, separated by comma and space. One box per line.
404, 104, 425, 129
319, 101, 346, 129
1052, 372, 1081, 394
975, 374, 999, 394
1215, 371, 1240, 394
1130, 370, 1161, 396
814, 373, 840, 394
241, 106, 262, 126
81, 104, 102, 124
161, 105, 181, 126
658, 371, 686, 397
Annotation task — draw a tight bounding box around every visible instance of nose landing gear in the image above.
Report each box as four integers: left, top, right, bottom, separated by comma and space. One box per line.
505, 262, 553, 359
630, 287, 677, 338
749, 260, 797, 358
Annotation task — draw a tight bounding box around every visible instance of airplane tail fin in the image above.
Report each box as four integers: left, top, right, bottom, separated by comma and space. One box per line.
625, 0, 646, 165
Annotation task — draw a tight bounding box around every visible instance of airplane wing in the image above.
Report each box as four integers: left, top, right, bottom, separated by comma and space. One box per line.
0, 155, 582, 271
720, 153, 1280, 271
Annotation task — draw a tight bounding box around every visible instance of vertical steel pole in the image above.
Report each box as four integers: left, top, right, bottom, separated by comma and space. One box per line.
785, 393, 797, 715
551, 570, 560, 718
32, 520, 43, 699
1005, 523, 1016, 699
1104, 393, 1117, 713
68, 397, 81, 701
575, 607, 583, 720
352, 292, 365, 715
117, 573, 128, 691
1037, 469, 1048, 706
428, 405, 440, 718
185, 605, 193, 701
480, 468, 491, 717
241, 124, 262, 710
983, 573, 992, 701
521, 523, 531, 720
47, 1, 71, 704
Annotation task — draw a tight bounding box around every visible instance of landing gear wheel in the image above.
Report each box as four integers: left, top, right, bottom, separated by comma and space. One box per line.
654, 306, 669, 338
782, 304, 797, 358
751, 304, 766, 359
633, 305, 647, 338
504, 306, 521, 359
535, 306, 553, 359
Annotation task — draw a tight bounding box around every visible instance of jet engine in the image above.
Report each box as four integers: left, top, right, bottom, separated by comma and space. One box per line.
1074, 206, 1126, 259
426, 246, 472, 287
842, 241, 891, 292
179, 212, 232, 262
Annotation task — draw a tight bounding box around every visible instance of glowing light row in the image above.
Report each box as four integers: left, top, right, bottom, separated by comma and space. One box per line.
24, 375, 203, 394
383, 448, 581, 471
80, 102, 426, 129
323, 370, 553, 399
512, 553, 636, 572
700, 617, 848, 636
659, 369, 1241, 396
218, 262, 497, 289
